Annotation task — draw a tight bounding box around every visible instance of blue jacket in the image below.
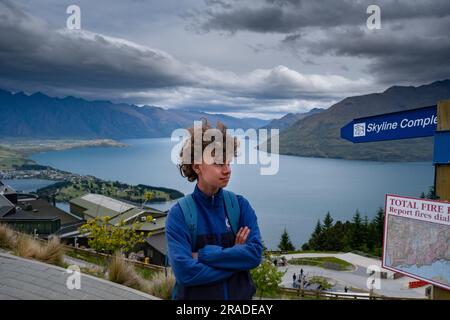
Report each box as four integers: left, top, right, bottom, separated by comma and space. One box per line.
166, 184, 263, 300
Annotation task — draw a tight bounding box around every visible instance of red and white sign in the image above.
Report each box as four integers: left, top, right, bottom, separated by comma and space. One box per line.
382, 194, 450, 291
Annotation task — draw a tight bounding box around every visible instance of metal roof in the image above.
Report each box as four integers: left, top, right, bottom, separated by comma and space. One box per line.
0, 194, 15, 217
135, 215, 167, 232
145, 232, 167, 255
109, 207, 145, 225
70, 193, 134, 219
81, 194, 134, 213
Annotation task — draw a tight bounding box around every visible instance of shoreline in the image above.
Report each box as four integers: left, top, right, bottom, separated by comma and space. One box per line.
0, 138, 184, 204
0, 138, 128, 158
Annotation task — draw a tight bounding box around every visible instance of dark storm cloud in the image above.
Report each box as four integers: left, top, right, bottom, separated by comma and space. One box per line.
198, 0, 450, 33
0, 0, 374, 117
196, 0, 450, 85
284, 16, 450, 84
0, 0, 196, 92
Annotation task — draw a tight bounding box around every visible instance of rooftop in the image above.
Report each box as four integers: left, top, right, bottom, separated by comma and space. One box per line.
145, 232, 167, 255
81, 194, 134, 214
0, 194, 15, 218
0, 251, 159, 300
1, 198, 81, 225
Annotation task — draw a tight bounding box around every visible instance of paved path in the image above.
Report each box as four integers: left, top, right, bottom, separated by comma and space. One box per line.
0, 252, 159, 300
276, 253, 427, 299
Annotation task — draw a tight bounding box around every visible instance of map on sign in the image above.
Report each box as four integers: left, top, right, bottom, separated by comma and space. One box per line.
383, 195, 450, 290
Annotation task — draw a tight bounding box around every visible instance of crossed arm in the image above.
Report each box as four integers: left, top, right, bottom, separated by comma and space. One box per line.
195, 200, 264, 272
192, 225, 251, 259
166, 201, 263, 287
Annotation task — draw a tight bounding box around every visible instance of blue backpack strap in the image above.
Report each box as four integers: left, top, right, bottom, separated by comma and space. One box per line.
223, 190, 240, 235
177, 194, 197, 251
173, 194, 197, 300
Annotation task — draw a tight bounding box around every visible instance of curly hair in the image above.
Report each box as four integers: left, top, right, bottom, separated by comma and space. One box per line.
178, 118, 239, 182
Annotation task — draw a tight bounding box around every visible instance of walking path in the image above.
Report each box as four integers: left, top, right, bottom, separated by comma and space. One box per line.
277, 252, 427, 299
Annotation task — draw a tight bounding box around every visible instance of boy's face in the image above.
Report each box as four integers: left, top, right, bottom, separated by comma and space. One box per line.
194, 153, 232, 189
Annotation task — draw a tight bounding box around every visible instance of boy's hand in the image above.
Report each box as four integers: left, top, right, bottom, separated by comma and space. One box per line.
192, 252, 198, 259
235, 226, 250, 245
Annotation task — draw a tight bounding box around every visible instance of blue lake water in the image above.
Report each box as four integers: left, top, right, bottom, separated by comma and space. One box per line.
2, 178, 58, 193
28, 138, 434, 250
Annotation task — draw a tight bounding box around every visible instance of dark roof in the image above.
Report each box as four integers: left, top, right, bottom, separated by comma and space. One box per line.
0, 210, 59, 221
1, 199, 81, 225
0, 206, 15, 218
0, 194, 15, 218
145, 232, 167, 255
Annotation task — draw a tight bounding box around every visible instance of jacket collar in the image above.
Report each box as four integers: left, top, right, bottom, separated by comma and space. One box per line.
193, 183, 224, 205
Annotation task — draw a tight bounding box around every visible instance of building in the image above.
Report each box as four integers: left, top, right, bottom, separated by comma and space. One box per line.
0, 182, 83, 237
69, 193, 168, 265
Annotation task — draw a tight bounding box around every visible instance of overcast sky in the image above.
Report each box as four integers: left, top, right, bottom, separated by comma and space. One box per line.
1, 0, 449, 119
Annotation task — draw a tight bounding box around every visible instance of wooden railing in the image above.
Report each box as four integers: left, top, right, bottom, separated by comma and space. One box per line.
30, 233, 167, 272
280, 286, 426, 300
64, 244, 166, 272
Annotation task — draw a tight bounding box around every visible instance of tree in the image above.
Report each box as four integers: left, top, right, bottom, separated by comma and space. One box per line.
351, 210, 365, 250
326, 220, 344, 251
278, 228, 295, 252
142, 191, 153, 208
250, 259, 285, 299
309, 220, 324, 250
370, 207, 385, 255
323, 212, 334, 230
426, 186, 439, 199
79, 216, 145, 254
321, 212, 336, 250
309, 276, 332, 291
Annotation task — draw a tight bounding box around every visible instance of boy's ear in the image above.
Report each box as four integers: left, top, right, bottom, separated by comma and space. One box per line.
192, 164, 200, 174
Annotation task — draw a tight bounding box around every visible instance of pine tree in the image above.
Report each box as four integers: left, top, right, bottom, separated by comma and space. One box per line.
310, 220, 324, 250
351, 210, 365, 250
323, 212, 334, 230
322, 212, 334, 250
373, 208, 385, 248
313, 219, 322, 237
278, 228, 295, 252
426, 186, 438, 199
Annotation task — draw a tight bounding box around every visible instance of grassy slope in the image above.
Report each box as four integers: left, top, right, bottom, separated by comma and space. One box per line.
0, 145, 35, 170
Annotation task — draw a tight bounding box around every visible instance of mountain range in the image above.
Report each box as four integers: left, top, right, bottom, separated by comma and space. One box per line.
260, 108, 324, 133
0, 89, 268, 139
2, 79, 449, 162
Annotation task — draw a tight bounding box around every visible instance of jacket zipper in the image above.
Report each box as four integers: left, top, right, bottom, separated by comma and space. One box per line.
211, 192, 228, 299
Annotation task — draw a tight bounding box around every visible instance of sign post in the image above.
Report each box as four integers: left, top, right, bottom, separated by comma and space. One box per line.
341, 100, 450, 299
340, 105, 437, 143
432, 100, 450, 299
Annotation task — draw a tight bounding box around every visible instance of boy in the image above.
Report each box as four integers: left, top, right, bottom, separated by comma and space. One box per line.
166, 119, 263, 300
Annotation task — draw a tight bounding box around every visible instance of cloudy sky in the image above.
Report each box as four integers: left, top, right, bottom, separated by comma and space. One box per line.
1, 0, 449, 119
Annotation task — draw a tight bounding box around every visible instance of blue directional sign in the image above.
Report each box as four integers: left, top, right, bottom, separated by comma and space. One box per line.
340, 105, 437, 143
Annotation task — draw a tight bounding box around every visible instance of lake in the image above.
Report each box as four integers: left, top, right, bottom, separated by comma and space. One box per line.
28, 138, 434, 250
